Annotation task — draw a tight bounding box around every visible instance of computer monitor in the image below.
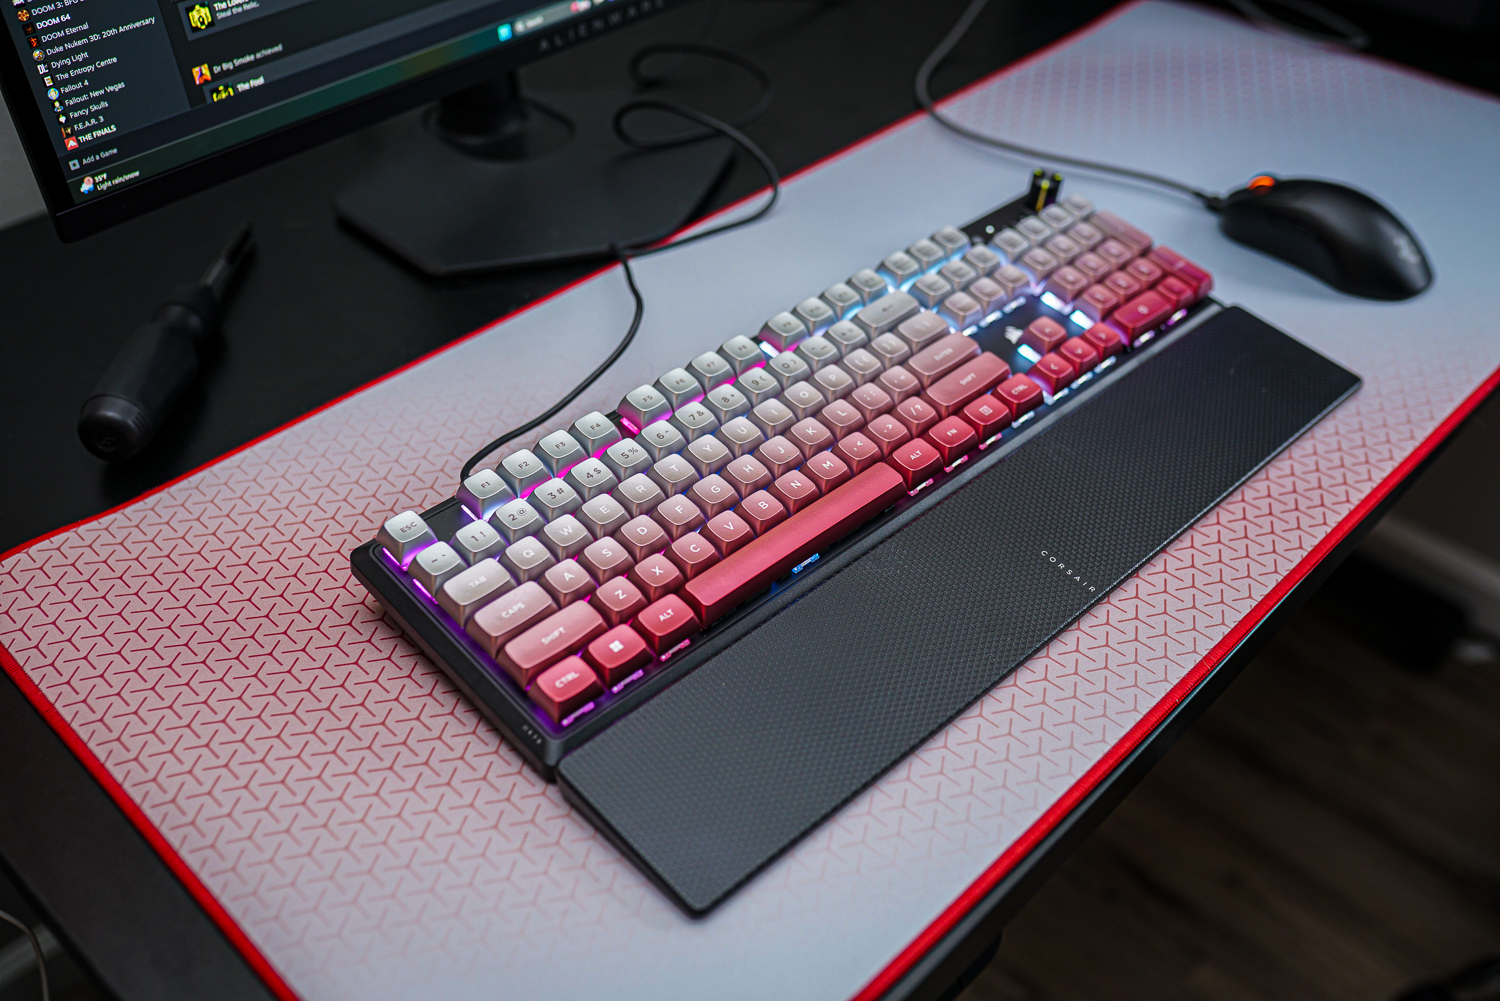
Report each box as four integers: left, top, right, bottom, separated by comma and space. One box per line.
0, 0, 722, 259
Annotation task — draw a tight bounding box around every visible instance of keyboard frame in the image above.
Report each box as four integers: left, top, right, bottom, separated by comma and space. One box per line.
349, 188, 1229, 778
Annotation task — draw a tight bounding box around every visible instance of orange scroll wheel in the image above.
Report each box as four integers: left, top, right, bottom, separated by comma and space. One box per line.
1248, 175, 1277, 190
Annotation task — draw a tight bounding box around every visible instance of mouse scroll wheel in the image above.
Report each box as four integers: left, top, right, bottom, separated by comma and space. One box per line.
1248, 175, 1277, 191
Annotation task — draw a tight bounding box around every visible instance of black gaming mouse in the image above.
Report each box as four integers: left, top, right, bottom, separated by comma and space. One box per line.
1215, 176, 1431, 300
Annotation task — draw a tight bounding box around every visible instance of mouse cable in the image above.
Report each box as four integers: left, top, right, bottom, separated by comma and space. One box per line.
0, 907, 50, 1001
1221, 0, 1368, 49
458, 85, 781, 481
916, 0, 1227, 211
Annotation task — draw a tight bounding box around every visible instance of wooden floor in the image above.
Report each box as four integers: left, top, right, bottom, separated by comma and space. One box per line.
960, 596, 1500, 1001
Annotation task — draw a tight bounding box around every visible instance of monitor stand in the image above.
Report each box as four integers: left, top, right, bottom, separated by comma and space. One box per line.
335, 72, 734, 278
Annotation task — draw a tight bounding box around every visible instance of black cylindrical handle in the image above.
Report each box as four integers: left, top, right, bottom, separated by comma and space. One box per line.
77, 305, 204, 460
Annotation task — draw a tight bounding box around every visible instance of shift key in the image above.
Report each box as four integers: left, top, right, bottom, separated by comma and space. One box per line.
922, 352, 1010, 417
499, 600, 607, 688
907, 333, 981, 388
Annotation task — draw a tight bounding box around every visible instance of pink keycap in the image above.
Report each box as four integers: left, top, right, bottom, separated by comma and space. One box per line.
737, 489, 788, 534
864, 414, 911, 457
618, 514, 668, 560
1078, 284, 1121, 322
770, 470, 821, 514
894, 396, 939, 437
1111, 289, 1174, 339
529, 656, 603, 722
595, 576, 648, 626
583, 625, 653, 685
1044, 265, 1090, 303
500, 600, 606, 688
667, 532, 721, 580
541, 558, 597, 606
1073, 251, 1111, 282
1148, 246, 1213, 301
1154, 274, 1194, 310
756, 435, 803, 477
1103, 270, 1144, 300
578, 536, 633, 585
703, 510, 755, 556
1096, 238, 1135, 268
922, 352, 1010, 418
688, 473, 739, 517
629, 552, 684, 602
834, 431, 882, 473
876, 364, 920, 402
995, 374, 1043, 416
653, 494, 705, 540
1091, 211, 1152, 254
1027, 353, 1075, 395
889, 437, 943, 488
722, 454, 772, 496
804, 450, 852, 493
633, 594, 701, 653
926, 415, 978, 464
788, 417, 834, 458
465, 581, 557, 658
818, 398, 865, 440
962, 395, 1011, 441
1083, 323, 1124, 359
1021, 316, 1068, 355
1124, 256, 1164, 287
849, 383, 894, 421
1058, 337, 1100, 373
907, 333, 981, 389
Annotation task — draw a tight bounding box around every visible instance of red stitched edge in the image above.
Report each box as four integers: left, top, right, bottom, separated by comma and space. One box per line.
851, 363, 1500, 1001
0, 643, 304, 1001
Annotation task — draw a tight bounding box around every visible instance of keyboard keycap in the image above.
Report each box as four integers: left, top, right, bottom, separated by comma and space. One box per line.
1154, 274, 1194, 310
733, 369, 780, 406
756, 435, 803, 477
536, 430, 586, 476
579, 535, 634, 585
668, 532, 721, 579
703, 510, 755, 556
854, 291, 921, 336
1019, 247, 1059, 282
601, 437, 652, 481
530, 657, 603, 722
931, 225, 971, 257
498, 449, 551, 497
1058, 336, 1100, 373
501, 536, 555, 583
737, 489, 788, 534
927, 415, 979, 463
595, 576, 648, 627
864, 413, 911, 456
500, 601, 606, 688
1016, 216, 1053, 243
1039, 203, 1076, 230
894, 396, 939, 437
614, 474, 666, 517
962, 394, 1012, 441
1068, 220, 1104, 250
788, 417, 834, 458
940, 291, 982, 330
648, 453, 700, 497
1045, 265, 1090, 303
716, 416, 766, 457
818, 398, 865, 440
812, 364, 854, 401
456, 470, 514, 521
1073, 251, 1111, 283
619, 514, 669, 560
908, 333, 981, 388
452, 519, 505, 565
377, 511, 436, 567
1096, 239, 1135, 269
1124, 256, 1164, 287
996, 373, 1043, 416
895, 311, 951, 352
722, 454, 772, 495
669, 401, 719, 442
633, 595, 701, 653
684, 433, 732, 476
766, 351, 812, 389
1148, 246, 1213, 302
1091, 210, 1152, 254
1111, 289, 1174, 339
687, 351, 735, 391
834, 432, 882, 473
840, 348, 883, 385
869, 332, 912, 370
760, 312, 809, 352
529, 478, 582, 520
963, 244, 1001, 275
991, 228, 1030, 262
849, 382, 894, 421
793, 297, 836, 334
440, 557, 518, 626
465, 580, 554, 657
1022, 317, 1068, 355
771, 470, 821, 514
703, 383, 752, 424
803, 450, 852, 493
653, 494, 706, 540
630, 553, 685, 602
938, 260, 977, 291
922, 352, 1011, 418
571, 411, 621, 458
907, 238, 946, 271
540, 514, 592, 560
618, 385, 672, 432
1084, 323, 1124, 359
992, 265, 1030, 299
846, 268, 888, 303
638, 420, 686, 461
1062, 194, 1095, 219
794, 335, 840, 372
683, 463, 907, 625
1027, 353, 1076, 395
541, 558, 597, 606
877, 252, 921, 289
876, 364, 920, 402
781, 381, 826, 420
821, 283, 862, 317
1078, 284, 1121, 321
910, 274, 953, 309
490, 498, 545, 543
689, 474, 739, 516
750, 398, 796, 439
966, 276, 1008, 315
563, 457, 618, 501
578, 493, 630, 540
410, 541, 464, 595
824, 320, 869, 357
718, 335, 765, 375
889, 437, 943, 488
584, 625, 653, 685
1044, 234, 1081, 265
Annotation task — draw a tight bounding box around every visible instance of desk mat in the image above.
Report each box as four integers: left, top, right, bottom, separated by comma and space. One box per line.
4, 4, 1499, 999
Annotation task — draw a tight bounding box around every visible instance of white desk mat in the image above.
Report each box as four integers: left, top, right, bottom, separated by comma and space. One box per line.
3, 3, 1498, 999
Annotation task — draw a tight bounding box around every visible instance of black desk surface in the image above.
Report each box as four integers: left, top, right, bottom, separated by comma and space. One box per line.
1, 1, 1493, 998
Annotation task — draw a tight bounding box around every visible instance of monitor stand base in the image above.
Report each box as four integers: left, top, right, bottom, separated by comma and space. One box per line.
334, 75, 734, 278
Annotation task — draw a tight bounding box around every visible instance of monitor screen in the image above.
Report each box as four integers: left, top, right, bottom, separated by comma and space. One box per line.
0, 0, 679, 237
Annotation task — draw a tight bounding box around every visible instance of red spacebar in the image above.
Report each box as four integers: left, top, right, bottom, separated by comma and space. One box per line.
683, 462, 907, 625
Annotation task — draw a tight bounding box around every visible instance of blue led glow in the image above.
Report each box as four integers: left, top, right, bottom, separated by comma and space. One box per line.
1069, 310, 1093, 328
497, 23, 513, 40
1017, 344, 1043, 364
760, 342, 779, 358
1040, 292, 1068, 313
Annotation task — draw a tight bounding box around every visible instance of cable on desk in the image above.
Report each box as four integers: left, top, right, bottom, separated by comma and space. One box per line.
0, 908, 50, 1001
458, 89, 781, 481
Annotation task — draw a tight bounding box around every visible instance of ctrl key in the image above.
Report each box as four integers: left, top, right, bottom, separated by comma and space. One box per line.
530, 657, 604, 723
634, 594, 701, 654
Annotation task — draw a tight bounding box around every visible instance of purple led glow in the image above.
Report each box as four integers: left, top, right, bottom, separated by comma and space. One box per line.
609, 668, 646, 695
560, 700, 597, 727
410, 579, 433, 600
617, 414, 640, 434
658, 637, 691, 661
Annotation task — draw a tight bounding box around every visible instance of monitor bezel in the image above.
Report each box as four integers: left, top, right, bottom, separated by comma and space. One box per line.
0, 0, 685, 242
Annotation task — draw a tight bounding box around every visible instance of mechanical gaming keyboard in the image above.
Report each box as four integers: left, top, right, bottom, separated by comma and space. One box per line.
350, 175, 1360, 914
